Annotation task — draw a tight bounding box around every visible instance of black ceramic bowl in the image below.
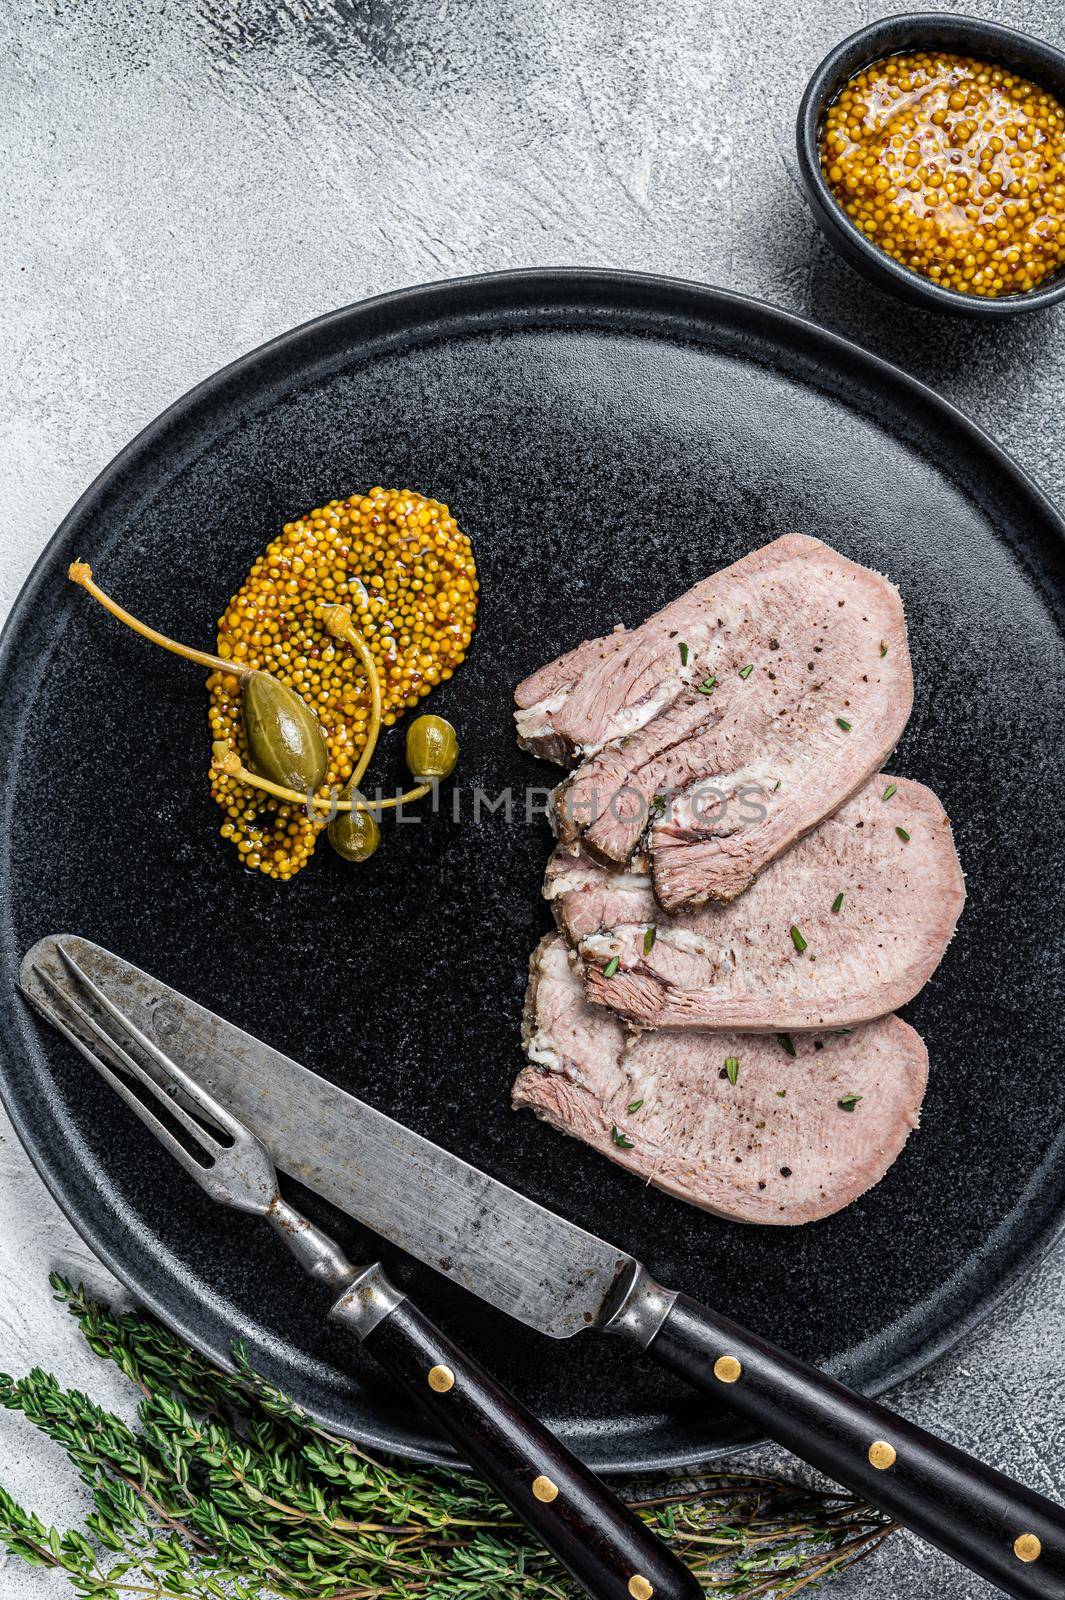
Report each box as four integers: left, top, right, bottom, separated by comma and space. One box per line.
796, 13, 1065, 317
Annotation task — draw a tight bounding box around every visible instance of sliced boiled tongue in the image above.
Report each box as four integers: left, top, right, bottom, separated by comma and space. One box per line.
515, 534, 913, 911
514, 536, 959, 1223
551, 773, 964, 1032
516, 934, 927, 1225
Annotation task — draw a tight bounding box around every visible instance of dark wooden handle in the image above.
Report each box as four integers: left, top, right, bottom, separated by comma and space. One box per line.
648, 1293, 1065, 1599
357, 1298, 701, 1600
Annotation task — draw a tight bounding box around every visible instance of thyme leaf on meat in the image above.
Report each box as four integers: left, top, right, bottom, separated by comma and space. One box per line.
836, 718, 851, 732
611, 1125, 635, 1149
603, 955, 621, 978
777, 1033, 798, 1057
838, 1094, 863, 1112
643, 926, 657, 955
882, 783, 897, 801
698, 676, 717, 695
627, 1099, 644, 1113
790, 925, 808, 954
831, 893, 844, 914
725, 1057, 739, 1086
678, 641, 689, 666
739, 664, 754, 679
896, 826, 910, 842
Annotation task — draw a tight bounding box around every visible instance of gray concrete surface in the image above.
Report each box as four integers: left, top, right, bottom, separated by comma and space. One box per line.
2, 1, 1064, 1594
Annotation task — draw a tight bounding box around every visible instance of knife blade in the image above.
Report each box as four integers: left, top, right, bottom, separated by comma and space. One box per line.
20, 934, 1065, 1600
19, 934, 636, 1339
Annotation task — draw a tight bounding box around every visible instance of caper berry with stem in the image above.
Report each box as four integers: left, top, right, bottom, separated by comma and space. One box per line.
68, 561, 327, 793
71, 561, 460, 874
328, 799, 381, 862
242, 672, 326, 794
406, 714, 458, 782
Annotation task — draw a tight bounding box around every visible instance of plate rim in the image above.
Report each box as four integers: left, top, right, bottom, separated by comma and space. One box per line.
2, 265, 1064, 1473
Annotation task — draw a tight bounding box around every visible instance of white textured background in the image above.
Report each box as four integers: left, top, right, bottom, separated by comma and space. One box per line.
2, 2, 1064, 1595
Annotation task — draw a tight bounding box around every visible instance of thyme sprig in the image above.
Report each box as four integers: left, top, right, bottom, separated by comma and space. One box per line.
0, 1275, 895, 1599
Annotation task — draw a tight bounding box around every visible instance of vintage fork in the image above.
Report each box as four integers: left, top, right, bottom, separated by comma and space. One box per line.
31, 942, 701, 1600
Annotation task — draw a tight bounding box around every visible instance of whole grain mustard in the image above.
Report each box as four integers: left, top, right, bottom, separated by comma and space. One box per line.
821, 51, 1065, 296
207, 487, 477, 879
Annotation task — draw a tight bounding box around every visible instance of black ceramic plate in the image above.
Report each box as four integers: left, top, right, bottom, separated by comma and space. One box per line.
2, 269, 1065, 1474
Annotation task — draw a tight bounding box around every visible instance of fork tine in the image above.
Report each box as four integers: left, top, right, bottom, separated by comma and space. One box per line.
55, 941, 247, 1146
35, 958, 225, 1153
32, 963, 218, 1187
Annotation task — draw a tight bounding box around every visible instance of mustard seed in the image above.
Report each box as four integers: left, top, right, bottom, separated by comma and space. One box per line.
820, 51, 1065, 296
208, 488, 478, 879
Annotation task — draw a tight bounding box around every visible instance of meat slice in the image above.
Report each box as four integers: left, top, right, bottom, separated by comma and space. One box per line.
548, 776, 964, 1031
515, 627, 630, 763
545, 848, 657, 944
516, 934, 927, 1224
514, 535, 913, 912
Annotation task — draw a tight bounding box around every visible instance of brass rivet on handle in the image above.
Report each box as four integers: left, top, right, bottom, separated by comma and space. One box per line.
628, 1576, 654, 1600
427, 1364, 455, 1393
1014, 1533, 1042, 1563
868, 1441, 896, 1470
713, 1354, 742, 1384
532, 1475, 559, 1503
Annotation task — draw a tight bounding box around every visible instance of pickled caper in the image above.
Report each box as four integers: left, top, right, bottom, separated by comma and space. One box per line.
243, 671, 327, 794
406, 714, 458, 782
328, 802, 380, 862
69, 561, 329, 797
71, 558, 454, 880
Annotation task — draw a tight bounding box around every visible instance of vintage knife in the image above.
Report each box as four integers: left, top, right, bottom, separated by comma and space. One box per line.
20, 935, 1065, 1600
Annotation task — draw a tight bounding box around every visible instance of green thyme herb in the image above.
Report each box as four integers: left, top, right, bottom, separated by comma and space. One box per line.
778, 1032, 797, 1057
611, 1125, 635, 1149
603, 955, 621, 978
725, 1056, 739, 1086
773, 778, 782, 791
790, 925, 808, 954
880, 641, 888, 657
831, 892, 844, 914
836, 717, 851, 732
739, 664, 754, 679
838, 1094, 863, 1112
896, 826, 910, 842
679, 641, 689, 667
698, 676, 717, 695
643, 925, 657, 955
777, 1088, 787, 1097
627, 1099, 644, 1113
882, 782, 897, 801
0, 1276, 895, 1600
